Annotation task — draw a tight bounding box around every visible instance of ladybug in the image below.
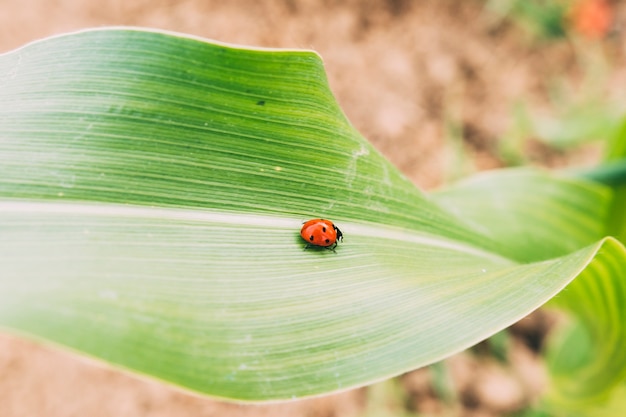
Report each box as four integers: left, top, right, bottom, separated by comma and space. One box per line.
300, 218, 343, 250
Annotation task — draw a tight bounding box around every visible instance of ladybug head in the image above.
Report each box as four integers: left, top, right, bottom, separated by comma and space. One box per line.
334, 225, 343, 242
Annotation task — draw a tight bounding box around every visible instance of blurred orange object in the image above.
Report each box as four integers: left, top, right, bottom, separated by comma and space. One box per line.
570, 0, 613, 38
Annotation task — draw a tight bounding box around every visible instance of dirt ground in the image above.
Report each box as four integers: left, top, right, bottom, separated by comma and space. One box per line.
1, 1, 624, 416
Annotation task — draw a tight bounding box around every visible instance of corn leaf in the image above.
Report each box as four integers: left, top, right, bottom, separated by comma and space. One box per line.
433, 171, 626, 412
1, 28, 624, 402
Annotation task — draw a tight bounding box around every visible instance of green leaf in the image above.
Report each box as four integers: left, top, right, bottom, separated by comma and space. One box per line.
576, 158, 626, 244
545, 237, 626, 411
432, 172, 626, 412
531, 104, 622, 149
1, 28, 624, 403
431, 170, 611, 262
604, 119, 626, 244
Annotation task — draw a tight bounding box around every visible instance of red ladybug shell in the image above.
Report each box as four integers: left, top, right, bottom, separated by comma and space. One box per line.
300, 219, 343, 249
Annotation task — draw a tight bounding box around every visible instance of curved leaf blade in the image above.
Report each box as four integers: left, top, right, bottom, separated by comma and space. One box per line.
0, 200, 608, 400
0, 28, 478, 246
1, 28, 624, 402
545, 237, 626, 411
433, 171, 626, 412
431, 169, 611, 262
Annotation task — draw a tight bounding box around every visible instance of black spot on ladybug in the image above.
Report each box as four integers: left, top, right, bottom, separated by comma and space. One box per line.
309, 235, 314, 241
325, 239, 330, 243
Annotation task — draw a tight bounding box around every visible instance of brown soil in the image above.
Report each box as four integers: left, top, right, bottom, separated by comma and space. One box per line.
1, 1, 624, 416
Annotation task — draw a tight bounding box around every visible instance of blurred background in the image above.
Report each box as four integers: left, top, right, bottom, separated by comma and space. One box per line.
1, 0, 624, 416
